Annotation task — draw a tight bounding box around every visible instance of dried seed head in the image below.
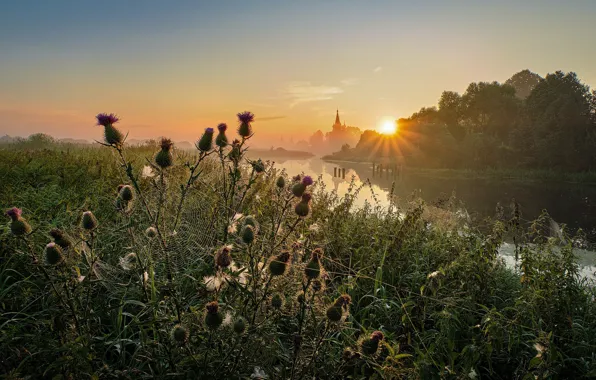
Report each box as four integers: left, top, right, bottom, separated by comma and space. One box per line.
44, 242, 64, 265
205, 301, 223, 329
215, 245, 232, 268
81, 211, 98, 230
269, 251, 290, 276
252, 159, 265, 173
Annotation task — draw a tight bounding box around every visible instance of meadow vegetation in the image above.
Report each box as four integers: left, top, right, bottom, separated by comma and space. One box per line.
1, 113, 595, 379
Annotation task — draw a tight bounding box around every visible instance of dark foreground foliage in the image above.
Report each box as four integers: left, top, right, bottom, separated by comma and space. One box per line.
1, 114, 595, 379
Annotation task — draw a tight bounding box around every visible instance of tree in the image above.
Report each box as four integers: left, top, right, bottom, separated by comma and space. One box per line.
438, 91, 466, 141
308, 130, 325, 150
505, 69, 543, 99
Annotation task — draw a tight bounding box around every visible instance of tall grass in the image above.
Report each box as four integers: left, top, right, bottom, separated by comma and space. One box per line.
1, 114, 595, 379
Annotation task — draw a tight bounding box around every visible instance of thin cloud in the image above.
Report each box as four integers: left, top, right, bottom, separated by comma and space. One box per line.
340, 78, 360, 86
286, 82, 343, 108
256, 116, 287, 121
374, 66, 383, 73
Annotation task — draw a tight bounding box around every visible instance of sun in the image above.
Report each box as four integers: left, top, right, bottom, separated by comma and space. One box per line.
378, 119, 397, 135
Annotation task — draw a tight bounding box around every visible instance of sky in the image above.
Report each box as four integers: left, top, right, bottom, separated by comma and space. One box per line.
1, 0, 596, 145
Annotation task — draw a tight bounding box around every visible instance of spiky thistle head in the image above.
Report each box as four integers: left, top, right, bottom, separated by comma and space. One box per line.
334, 294, 352, 308
269, 251, 291, 276
96, 113, 123, 146
145, 226, 158, 239
205, 301, 223, 329
160, 138, 173, 151
370, 331, 385, 342
96, 113, 119, 127
197, 127, 214, 152
217, 123, 227, 132
215, 245, 233, 268
237, 111, 254, 138
215, 123, 229, 147
50, 228, 72, 249
292, 182, 307, 197
301, 193, 312, 203
206, 301, 219, 314
243, 215, 259, 230
233, 317, 246, 334
118, 185, 134, 201
155, 138, 174, 168
271, 293, 283, 309
302, 176, 313, 186
295, 200, 310, 217
276, 176, 286, 188
171, 324, 189, 344
6, 207, 22, 220
44, 242, 64, 265
81, 211, 98, 230
240, 224, 255, 244
311, 248, 324, 261
251, 159, 265, 174
361, 331, 384, 355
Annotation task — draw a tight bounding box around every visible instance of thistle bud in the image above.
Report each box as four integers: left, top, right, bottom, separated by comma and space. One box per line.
251, 159, 265, 174
326, 305, 343, 322
197, 128, 214, 152
243, 215, 259, 230
205, 301, 223, 329
81, 211, 98, 230
49, 228, 72, 249
276, 176, 286, 189
361, 331, 384, 355
271, 294, 283, 309
44, 242, 63, 265
291, 183, 306, 197
6, 208, 32, 236
305, 249, 323, 279
241, 225, 255, 244
155, 138, 174, 169
228, 140, 242, 162
215, 245, 232, 268
145, 226, 158, 239
96, 113, 124, 147
269, 251, 290, 276
118, 185, 134, 201
295, 201, 310, 217
216, 123, 228, 148
233, 317, 246, 334
237, 111, 254, 138
171, 324, 189, 345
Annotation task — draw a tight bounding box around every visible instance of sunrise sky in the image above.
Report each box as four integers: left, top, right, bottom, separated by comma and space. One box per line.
1, 0, 595, 145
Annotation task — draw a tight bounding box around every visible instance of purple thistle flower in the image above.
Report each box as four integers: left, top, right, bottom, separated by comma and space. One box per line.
217, 123, 227, 132
302, 176, 313, 186
237, 111, 255, 124
6, 207, 22, 219
96, 113, 119, 127
205, 127, 214, 134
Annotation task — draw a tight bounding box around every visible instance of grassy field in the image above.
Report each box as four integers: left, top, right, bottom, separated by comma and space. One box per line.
1, 122, 596, 379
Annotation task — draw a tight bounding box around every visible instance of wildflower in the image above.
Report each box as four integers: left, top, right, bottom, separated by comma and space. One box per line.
155, 138, 174, 169
171, 324, 189, 345
145, 226, 158, 239
233, 317, 246, 334
237, 111, 254, 138
6, 207, 31, 236
44, 242, 64, 265
205, 301, 223, 329
302, 176, 313, 186
141, 165, 155, 178
291, 182, 306, 197
295, 193, 311, 217
118, 184, 134, 201
251, 367, 268, 379
271, 293, 283, 309
215, 245, 233, 268
361, 331, 384, 355
326, 294, 352, 322
228, 139, 242, 162
241, 225, 255, 244
222, 312, 233, 327
203, 275, 224, 292
427, 271, 441, 279
119, 252, 137, 271
305, 248, 323, 279
308, 223, 320, 233
269, 251, 290, 276
81, 211, 98, 230
216, 123, 228, 148
197, 127, 214, 152
534, 343, 546, 358
276, 176, 286, 189
96, 113, 124, 147
252, 159, 265, 174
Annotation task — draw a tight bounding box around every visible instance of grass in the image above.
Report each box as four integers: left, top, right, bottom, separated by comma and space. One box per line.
1, 123, 595, 379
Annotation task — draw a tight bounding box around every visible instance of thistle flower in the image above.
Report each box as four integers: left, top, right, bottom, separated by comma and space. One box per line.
326, 294, 352, 322
215, 123, 228, 148
305, 249, 323, 279
171, 324, 189, 345
237, 111, 254, 138
96, 113, 124, 146
271, 293, 283, 309
49, 228, 72, 249
295, 199, 310, 217
302, 176, 313, 186
233, 317, 246, 334
291, 182, 306, 197
276, 176, 286, 189
44, 242, 63, 265
81, 211, 98, 230
205, 301, 223, 329
241, 224, 255, 244
252, 159, 265, 174
197, 127, 214, 152
155, 138, 174, 168
269, 251, 290, 276
215, 245, 233, 268
118, 185, 134, 201
6, 207, 31, 236
228, 139, 242, 162
145, 226, 158, 239
361, 331, 385, 355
